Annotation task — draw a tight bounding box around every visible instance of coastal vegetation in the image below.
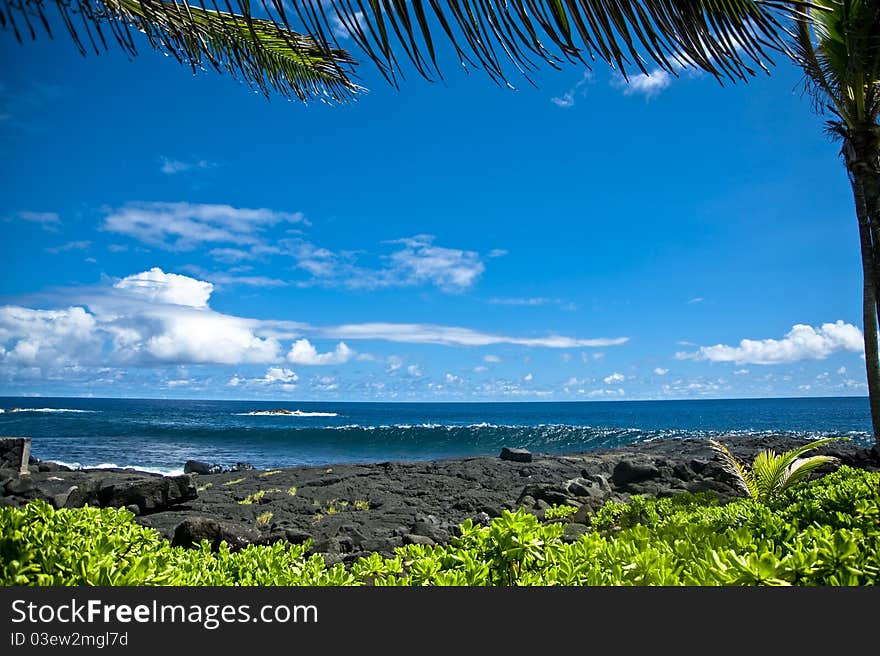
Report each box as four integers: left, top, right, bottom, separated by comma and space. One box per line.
3, 466, 877, 586
709, 437, 845, 503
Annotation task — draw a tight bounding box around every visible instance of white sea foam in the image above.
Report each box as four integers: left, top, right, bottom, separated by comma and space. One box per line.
4, 407, 96, 414
236, 410, 339, 417
51, 460, 185, 476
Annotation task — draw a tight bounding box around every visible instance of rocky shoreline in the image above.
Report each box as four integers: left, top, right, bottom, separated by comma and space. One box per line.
2, 435, 877, 565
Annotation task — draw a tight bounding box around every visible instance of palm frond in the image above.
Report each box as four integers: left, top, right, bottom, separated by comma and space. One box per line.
0, 0, 362, 102
791, 0, 880, 129
782, 454, 840, 488
2, 0, 801, 88
708, 437, 846, 503
750, 449, 788, 502
708, 439, 754, 498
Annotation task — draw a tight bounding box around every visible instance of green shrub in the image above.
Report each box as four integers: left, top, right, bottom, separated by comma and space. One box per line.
2, 466, 877, 587
544, 504, 578, 520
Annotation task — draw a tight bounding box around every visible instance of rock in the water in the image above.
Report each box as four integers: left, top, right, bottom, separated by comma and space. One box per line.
184, 460, 224, 475
172, 517, 259, 551
500, 447, 533, 463
611, 460, 661, 487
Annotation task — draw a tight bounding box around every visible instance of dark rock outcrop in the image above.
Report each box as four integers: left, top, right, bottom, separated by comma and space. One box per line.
172, 517, 259, 551
500, 447, 533, 463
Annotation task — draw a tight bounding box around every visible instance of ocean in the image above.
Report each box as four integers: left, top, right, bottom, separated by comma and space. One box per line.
0, 396, 871, 475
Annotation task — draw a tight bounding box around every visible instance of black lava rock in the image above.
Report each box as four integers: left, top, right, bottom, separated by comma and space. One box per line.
500, 447, 533, 463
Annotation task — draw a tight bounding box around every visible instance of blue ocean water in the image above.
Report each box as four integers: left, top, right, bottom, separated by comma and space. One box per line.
0, 396, 871, 474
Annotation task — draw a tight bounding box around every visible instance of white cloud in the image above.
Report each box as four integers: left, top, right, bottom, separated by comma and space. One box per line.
13, 211, 61, 231
687, 321, 863, 365
321, 323, 628, 349
227, 367, 298, 387
46, 240, 91, 254
261, 367, 298, 384
489, 297, 577, 310
102, 202, 305, 251
472, 365, 488, 373
603, 372, 625, 384
445, 373, 461, 384
653, 368, 669, 375
114, 268, 213, 308
551, 71, 592, 108
0, 306, 100, 367
837, 366, 847, 375
159, 157, 214, 175
209, 248, 254, 263
487, 249, 508, 258
386, 235, 485, 292
330, 11, 364, 39
287, 235, 493, 293
407, 364, 422, 377
286, 339, 354, 365
587, 388, 625, 398
523, 373, 533, 382
733, 369, 750, 375
687, 297, 704, 304
0, 267, 628, 382
612, 69, 672, 99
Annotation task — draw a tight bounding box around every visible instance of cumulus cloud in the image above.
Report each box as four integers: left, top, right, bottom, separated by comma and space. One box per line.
114, 268, 213, 308
321, 323, 628, 349
102, 202, 305, 251
653, 368, 669, 375
612, 69, 672, 99
523, 373, 533, 382
407, 364, 423, 377
682, 321, 863, 365
603, 372, 625, 384
0, 268, 629, 382
228, 367, 298, 388
286, 339, 354, 365
0, 306, 100, 367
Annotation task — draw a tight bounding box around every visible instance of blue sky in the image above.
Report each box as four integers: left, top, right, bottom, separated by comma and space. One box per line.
0, 23, 869, 401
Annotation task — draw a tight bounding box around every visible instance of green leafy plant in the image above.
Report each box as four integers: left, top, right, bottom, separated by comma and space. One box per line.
708, 438, 845, 503
354, 500, 370, 511
255, 511, 273, 527
287, 486, 298, 497
3, 467, 877, 587
544, 505, 578, 520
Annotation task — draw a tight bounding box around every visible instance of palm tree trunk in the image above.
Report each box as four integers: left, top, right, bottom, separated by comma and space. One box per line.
847, 128, 880, 447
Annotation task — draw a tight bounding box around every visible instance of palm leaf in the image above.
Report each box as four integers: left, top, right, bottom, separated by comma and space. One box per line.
0, 0, 362, 102
708, 439, 754, 498
2, 0, 801, 89
750, 448, 788, 502
782, 454, 840, 488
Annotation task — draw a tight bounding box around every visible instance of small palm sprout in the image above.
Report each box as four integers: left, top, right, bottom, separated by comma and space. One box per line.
708, 437, 846, 504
